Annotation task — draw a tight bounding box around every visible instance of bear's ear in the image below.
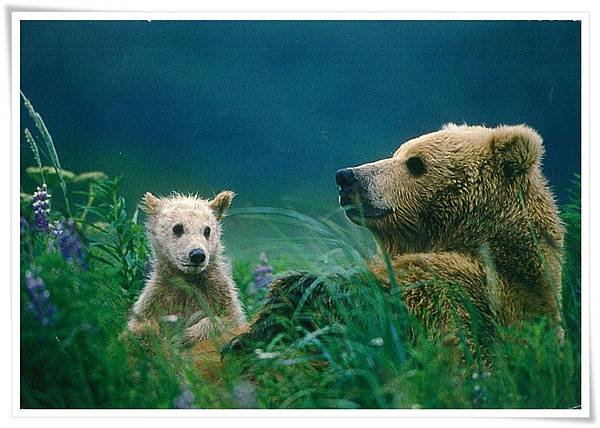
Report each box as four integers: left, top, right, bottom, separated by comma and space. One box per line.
210, 190, 235, 219
141, 192, 162, 216
491, 125, 544, 178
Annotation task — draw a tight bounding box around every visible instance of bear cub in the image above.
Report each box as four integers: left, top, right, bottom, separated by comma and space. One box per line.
128, 190, 246, 346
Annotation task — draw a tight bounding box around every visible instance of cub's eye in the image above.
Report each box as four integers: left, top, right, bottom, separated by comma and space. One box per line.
172, 224, 184, 237
204, 226, 211, 239
406, 156, 426, 177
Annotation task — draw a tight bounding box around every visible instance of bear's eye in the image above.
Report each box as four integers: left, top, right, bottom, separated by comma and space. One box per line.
204, 226, 211, 239
172, 224, 184, 237
406, 156, 426, 177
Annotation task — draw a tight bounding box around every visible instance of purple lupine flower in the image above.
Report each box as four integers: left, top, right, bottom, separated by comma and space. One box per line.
232, 381, 257, 408
173, 384, 196, 409
32, 184, 51, 232
251, 252, 273, 293
52, 218, 85, 265
24, 270, 56, 326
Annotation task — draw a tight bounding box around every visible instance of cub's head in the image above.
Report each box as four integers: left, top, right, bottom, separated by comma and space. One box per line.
142, 190, 235, 275
335, 124, 544, 253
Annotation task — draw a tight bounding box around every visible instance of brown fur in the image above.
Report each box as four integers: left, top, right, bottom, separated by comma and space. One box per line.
343, 124, 564, 338
128, 191, 247, 346
188, 324, 250, 382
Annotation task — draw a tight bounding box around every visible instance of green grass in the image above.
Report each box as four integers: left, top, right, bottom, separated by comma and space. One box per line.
19, 98, 581, 409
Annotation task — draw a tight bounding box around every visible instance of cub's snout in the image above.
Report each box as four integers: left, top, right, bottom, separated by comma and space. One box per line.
189, 248, 206, 266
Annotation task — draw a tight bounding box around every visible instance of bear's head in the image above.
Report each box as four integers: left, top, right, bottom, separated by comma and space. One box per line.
335, 124, 559, 257
141, 191, 235, 275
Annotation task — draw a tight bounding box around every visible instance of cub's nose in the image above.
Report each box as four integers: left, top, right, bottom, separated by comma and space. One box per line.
335, 168, 356, 188
189, 248, 206, 265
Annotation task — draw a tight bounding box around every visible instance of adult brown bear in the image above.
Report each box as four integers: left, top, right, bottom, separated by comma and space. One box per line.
230, 124, 564, 353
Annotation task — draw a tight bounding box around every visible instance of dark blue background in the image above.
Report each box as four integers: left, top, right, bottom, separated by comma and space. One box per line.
20, 20, 581, 213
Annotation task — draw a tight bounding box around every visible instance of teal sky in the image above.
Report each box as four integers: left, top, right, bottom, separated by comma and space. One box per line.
20, 20, 581, 220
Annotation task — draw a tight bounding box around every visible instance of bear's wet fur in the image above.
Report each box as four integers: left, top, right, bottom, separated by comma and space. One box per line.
231, 124, 564, 354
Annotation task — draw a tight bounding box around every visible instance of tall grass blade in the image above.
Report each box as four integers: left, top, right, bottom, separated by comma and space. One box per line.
21, 91, 71, 217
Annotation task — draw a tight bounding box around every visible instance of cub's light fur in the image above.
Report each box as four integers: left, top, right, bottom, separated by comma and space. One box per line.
128, 190, 246, 345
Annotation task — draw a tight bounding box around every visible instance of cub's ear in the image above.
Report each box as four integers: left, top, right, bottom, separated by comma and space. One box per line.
491, 125, 544, 178
210, 190, 235, 219
141, 192, 162, 216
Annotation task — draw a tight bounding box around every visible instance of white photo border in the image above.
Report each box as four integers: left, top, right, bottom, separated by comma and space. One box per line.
11, 10, 590, 418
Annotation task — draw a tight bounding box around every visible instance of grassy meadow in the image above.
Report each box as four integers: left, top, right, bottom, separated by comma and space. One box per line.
19, 95, 581, 409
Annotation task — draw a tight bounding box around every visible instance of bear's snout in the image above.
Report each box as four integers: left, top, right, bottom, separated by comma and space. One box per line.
335, 168, 357, 206
189, 248, 206, 265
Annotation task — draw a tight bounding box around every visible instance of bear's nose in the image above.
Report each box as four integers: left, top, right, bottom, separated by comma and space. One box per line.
189, 248, 206, 265
336, 168, 357, 206
335, 168, 356, 188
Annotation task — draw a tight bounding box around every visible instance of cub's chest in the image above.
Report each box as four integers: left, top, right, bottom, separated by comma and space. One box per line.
149, 282, 214, 318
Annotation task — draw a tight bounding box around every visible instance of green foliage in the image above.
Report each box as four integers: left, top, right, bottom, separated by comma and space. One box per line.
226, 266, 579, 409
19, 178, 583, 409
485, 321, 578, 408
20, 253, 195, 408
83, 177, 150, 298
561, 176, 581, 350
